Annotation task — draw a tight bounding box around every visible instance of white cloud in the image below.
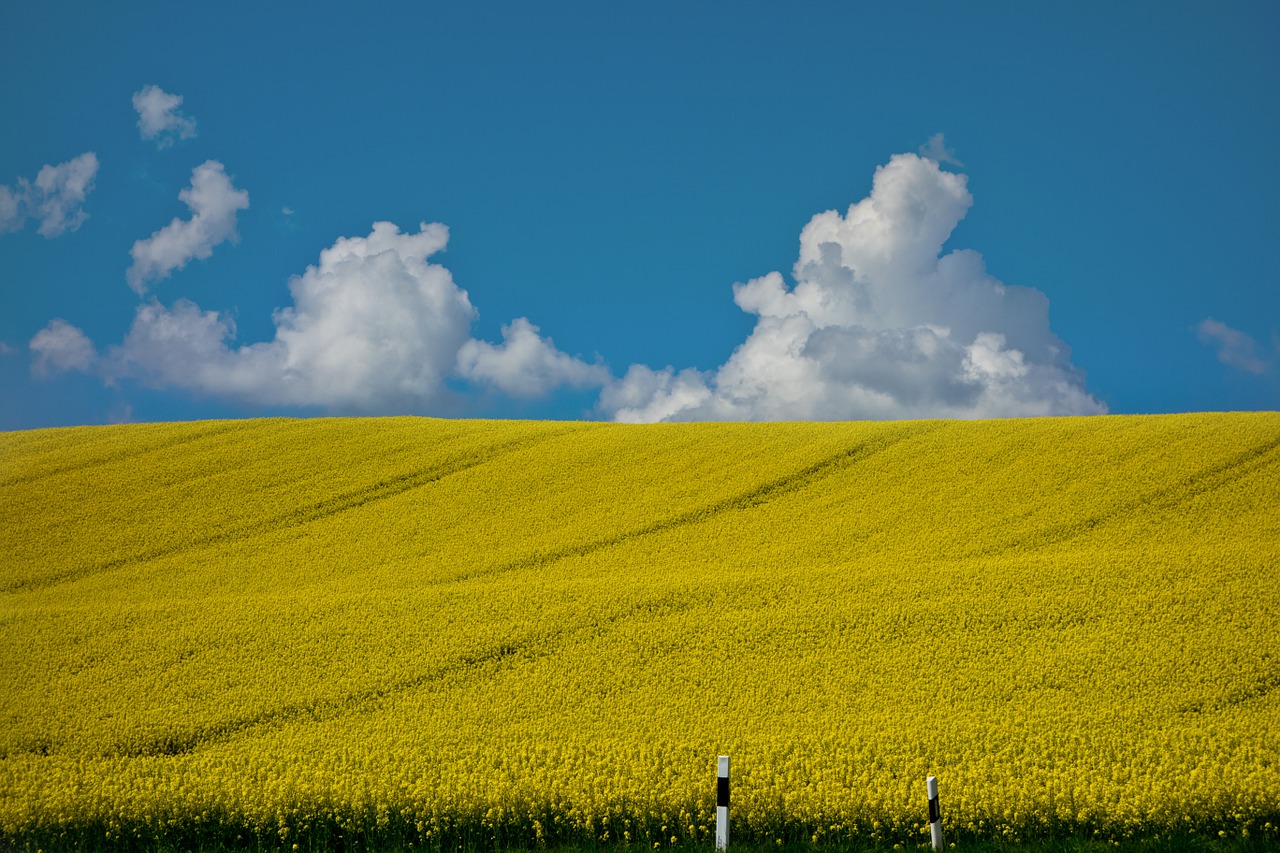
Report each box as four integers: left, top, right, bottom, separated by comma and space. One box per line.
919, 132, 963, 167
601, 152, 1105, 422
0, 185, 22, 233
1196, 318, 1269, 374
38, 221, 602, 413
30, 319, 98, 377
457, 317, 608, 397
108, 222, 475, 409
599, 364, 714, 423
32, 151, 1104, 421
132, 85, 197, 148
0, 153, 99, 238
126, 160, 249, 294
31, 153, 100, 237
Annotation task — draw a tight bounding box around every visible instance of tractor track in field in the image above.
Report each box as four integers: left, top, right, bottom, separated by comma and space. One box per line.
454, 421, 943, 584
4, 425, 597, 594
966, 430, 1280, 559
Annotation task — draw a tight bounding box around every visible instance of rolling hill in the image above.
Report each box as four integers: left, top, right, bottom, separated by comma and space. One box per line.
2, 414, 1278, 849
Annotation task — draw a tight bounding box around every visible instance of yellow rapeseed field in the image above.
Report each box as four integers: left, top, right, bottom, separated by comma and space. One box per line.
1, 414, 1278, 848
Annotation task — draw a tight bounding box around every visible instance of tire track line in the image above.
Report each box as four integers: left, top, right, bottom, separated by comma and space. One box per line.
968, 430, 1280, 558
455, 422, 941, 584
1, 421, 253, 489
6, 425, 594, 593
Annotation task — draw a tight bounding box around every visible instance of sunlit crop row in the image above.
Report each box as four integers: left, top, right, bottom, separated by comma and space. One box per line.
2, 413, 1278, 848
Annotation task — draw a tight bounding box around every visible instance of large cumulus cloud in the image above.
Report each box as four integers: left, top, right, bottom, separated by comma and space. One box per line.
35, 221, 603, 411
600, 153, 1105, 421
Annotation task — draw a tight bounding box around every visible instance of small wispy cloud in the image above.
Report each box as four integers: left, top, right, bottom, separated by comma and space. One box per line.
30, 318, 98, 378
919, 133, 963, 167
0, 186, 21, 234
0, 153, 99, 238
126, 160, 249, 294
132, 85, 197, 148
1196, 318, 1270, 374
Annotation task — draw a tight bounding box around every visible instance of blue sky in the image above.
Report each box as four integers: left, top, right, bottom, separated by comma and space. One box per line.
3, 1, 1277, 429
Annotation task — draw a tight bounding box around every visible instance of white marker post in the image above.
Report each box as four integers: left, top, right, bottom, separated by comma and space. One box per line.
926, 776, 942, 851
716, 755, 730, 851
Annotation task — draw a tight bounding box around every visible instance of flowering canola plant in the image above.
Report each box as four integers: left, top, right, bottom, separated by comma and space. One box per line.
1, 414, 1278, 848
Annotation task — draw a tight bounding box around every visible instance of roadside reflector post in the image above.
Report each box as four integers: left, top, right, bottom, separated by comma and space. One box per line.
926, 775, 942, 851
716, 755, 730, 851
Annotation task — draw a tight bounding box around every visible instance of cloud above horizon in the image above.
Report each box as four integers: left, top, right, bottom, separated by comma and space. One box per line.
1196, 318, 1271, 375
126, 160, 249, 294
35, 221, 605, 411
599, 153, 1106, 421
132, 85, 197, 148
29, 143, 1107, 420
0, 152, 99, 238
458, 318, 610, 397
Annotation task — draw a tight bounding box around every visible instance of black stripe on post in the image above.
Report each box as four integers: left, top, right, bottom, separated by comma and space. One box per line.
716, 756, 730, 852
926, 775, 942, 852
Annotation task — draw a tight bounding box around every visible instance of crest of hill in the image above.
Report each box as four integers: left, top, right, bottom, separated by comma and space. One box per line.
4, 413, 1278, 596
